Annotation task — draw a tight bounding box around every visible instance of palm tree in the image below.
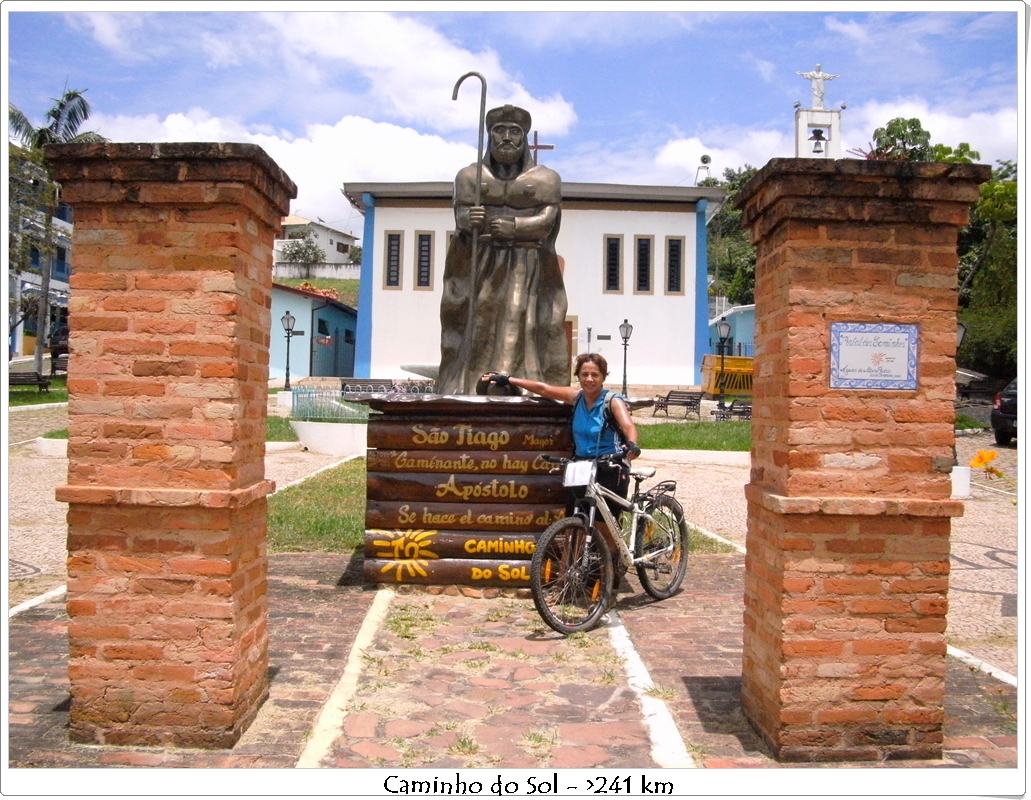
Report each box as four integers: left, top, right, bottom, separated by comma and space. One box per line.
8, 88, 106, 369
9, 88, 107, 149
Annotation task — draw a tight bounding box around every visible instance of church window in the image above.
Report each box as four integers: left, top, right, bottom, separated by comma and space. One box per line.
604, 235, 622, 293
666, 237, 684, 294
384, 232, 403, 289
415, 232, 433, 289
635, 236, 653, 294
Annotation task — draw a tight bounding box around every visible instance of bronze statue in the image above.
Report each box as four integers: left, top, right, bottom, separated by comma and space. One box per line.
437, 103, 569, 395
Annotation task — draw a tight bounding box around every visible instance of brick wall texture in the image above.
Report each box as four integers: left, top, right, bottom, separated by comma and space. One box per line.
45, 142, 296, 747
734, 159, 991, 762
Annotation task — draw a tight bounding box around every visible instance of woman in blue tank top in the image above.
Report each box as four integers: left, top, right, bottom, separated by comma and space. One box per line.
483, 354, 640, 605
483, 352, 640, 461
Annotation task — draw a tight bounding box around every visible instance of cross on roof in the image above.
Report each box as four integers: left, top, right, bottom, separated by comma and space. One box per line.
528, 130, 555, 166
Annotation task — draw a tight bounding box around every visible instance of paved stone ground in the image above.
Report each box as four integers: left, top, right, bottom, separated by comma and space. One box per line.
8, 553, 373, 769
8, 555, 1017, 780
634, 421, 1019, 678
6, 402, 1020, 783
318, 591, 658, 769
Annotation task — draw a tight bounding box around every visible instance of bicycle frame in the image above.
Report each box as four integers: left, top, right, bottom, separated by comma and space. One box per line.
568, 460, 678, 573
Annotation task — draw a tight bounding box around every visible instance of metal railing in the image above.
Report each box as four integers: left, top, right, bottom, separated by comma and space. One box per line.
291, 387, 371, 422
340, 379, 436, 394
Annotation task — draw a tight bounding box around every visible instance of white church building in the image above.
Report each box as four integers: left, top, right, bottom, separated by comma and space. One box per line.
343, 181, 726, 389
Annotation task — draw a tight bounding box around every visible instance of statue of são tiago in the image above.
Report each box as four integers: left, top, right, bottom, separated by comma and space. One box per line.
437, 104, 568, 395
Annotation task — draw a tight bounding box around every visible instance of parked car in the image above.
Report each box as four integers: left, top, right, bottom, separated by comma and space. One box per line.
46, 325, 69, 358
990, 378, 1018, 446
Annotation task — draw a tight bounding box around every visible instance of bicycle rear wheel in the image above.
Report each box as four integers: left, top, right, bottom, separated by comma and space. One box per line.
531, 517, 614, 634
634, 493, 689, 599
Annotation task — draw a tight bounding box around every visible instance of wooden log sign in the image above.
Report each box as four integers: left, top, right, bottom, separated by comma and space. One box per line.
363, 395, 572, 588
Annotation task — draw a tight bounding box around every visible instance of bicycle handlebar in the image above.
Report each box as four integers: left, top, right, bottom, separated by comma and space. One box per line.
540, 453, 626, 466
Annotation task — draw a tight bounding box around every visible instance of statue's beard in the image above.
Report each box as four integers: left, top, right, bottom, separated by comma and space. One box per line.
492, 143, 521, 165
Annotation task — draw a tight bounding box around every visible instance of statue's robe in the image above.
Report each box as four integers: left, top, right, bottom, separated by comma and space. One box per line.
438, 152, 568, 395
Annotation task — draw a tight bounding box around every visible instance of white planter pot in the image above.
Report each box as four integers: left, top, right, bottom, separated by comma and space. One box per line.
289, 421, 368, 457
951, 466, 971, 499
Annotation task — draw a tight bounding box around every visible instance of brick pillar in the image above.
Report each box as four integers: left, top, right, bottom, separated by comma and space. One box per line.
45, 143, 296, 748
735, 159, 990, 762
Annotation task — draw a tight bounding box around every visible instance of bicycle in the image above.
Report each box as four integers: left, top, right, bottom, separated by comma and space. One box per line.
530, 453, 690, 634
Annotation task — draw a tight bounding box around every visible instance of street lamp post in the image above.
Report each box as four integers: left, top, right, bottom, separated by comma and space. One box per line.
281, 310, 306, 391
619, 319, 633, 397
715, 318, 732, 416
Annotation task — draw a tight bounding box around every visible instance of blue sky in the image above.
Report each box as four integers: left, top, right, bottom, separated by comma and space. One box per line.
5, 5, 1023, 239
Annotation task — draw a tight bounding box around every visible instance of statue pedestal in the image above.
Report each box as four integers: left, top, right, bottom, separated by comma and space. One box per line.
364, 395, 572, 589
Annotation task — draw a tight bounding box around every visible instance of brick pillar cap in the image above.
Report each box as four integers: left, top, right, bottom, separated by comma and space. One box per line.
44, 141, 297, 215
735, 157, 992, 213
734, 156, 989, 230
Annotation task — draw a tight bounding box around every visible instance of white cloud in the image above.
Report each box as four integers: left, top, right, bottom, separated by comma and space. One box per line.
259, 11, 577, 136
843, 100, 1018, 164
64, 11, 145, 60
89, 109, 478, 238
744, 53, 777, 84
653, 130, 790, 184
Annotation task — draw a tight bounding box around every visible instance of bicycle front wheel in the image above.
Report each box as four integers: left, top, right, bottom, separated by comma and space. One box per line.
634, 493, 689, 599
531, 517, 614, 634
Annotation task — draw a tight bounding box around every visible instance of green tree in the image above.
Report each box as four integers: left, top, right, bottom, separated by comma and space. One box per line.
702, 165, 758, 308
279, 228, 327, 278
958, 160, 1018, 378
9, 88, 106, 370
348, 244, 362, 265
9, 88, 107, 149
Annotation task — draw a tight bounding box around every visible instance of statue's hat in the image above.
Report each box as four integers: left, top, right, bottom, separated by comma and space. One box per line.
485, 105, 532, 134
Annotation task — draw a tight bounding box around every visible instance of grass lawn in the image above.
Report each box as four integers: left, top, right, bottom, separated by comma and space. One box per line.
638, 420, 751, 451
9, 375, 67, 406
268, 458, 366, 552
266, 416, 300, 441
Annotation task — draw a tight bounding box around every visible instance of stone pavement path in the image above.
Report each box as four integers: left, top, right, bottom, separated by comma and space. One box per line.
636, 430, 1018, 678
314, 590, 659, 769
9, 553, 372, 769
8, 553, 1017, 778
6, 403, 1020, 781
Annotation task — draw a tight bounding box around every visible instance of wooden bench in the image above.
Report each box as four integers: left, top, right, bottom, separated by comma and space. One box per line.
653, 390, 703, 419
51, 355, 69, 375
957, 379, 1008, 402
10, 372, 50, 392
712, 398, 752, 421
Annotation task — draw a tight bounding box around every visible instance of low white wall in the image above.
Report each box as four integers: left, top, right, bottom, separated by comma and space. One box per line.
289, 421, 368, 457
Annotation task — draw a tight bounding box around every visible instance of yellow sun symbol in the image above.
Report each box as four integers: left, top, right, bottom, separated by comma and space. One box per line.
370, 529, 439, 581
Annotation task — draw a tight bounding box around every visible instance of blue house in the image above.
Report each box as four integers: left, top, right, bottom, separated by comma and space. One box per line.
270, 283, 357, 383
709, 304, 755, 357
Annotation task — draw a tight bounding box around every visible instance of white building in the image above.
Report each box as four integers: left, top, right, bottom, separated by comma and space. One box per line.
273, 214, 360, 281
343, 181, 726, 388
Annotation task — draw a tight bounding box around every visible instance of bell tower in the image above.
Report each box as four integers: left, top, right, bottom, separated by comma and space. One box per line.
794, 64, 843, 159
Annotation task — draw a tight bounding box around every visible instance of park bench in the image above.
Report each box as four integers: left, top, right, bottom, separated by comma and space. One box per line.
957, 379, 1008, 402
51, 355, 69, 375
10, 372, 51, 392
712, 398, 752, 421
653, 390, 703, 419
